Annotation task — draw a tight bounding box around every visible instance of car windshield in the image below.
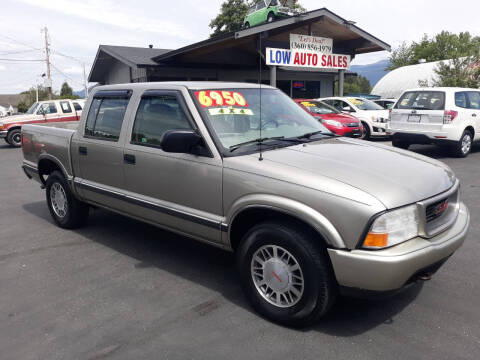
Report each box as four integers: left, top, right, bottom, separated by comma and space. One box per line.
299, 100, 339, 115
395, 91, 446, 110
348, 98, 384, 111
192, 88, 330, 151
26, 102, 39, 114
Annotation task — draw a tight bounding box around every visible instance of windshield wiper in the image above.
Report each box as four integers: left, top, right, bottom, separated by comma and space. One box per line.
297, 130, 334, 140
229, 136, 304, 152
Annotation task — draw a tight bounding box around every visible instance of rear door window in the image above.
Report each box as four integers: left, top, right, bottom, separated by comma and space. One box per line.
85, 92, 130, 141
60, 101, 72, 113
396, 91, 445, 110
467, 92, 480, 110
455, 92, 468, 108
132, 94, 193, 147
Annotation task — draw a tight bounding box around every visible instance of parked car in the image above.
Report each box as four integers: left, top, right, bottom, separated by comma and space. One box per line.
388, 88, 480, 157
294, 99, 363, 137
243, 0, 292, 28
319, 96, 390, 140
374, 98, 396, 109
22, 82, 469, 326
0, 99, 84, 147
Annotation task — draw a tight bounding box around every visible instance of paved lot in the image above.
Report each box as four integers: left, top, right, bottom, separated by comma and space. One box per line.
1, 141, 479, 360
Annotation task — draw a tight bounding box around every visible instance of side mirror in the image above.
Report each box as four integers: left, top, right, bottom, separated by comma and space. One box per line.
161, 130, 209, 156
343, 106, 352, 112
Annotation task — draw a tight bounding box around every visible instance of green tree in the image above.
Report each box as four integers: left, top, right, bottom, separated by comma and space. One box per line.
388, 31, 480, 70
434, 57, 480, 88
209, 0, 306, 37
17, 101, 29, 113
60, 81, 73, 97
335, 75, 371, 95
20, 85, 50, 109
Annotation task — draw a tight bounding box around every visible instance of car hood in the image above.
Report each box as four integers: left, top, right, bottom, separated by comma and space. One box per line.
355, 109, 389, 120
315, 113, 359, 123
226, 137, 456, 209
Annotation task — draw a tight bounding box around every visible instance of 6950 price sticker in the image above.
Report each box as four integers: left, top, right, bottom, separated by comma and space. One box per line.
195, 90, 248, 108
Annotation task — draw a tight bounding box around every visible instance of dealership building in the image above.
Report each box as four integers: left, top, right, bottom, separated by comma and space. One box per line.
89, 8, 390, 99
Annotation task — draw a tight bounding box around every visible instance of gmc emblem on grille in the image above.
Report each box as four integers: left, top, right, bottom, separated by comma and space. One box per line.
434, 200, 449, 216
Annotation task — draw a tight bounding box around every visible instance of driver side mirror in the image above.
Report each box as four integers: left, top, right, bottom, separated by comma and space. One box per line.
161, 130, 210, 157
343, 106, 353, 112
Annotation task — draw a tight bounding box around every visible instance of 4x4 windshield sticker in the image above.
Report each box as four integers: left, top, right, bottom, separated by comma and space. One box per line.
208, 108, 254, 116
349, 98, 363, 105
301, 101, 316, 107
195, 90, 249, 108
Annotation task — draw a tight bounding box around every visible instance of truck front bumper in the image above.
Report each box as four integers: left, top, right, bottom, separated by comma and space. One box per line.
0, 130, 8, 138
328, 202, 469, 292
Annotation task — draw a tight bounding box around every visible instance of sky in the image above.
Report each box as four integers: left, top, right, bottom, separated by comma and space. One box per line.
0, 0, 479, 94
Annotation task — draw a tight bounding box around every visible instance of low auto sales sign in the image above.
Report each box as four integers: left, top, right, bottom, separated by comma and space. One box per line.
266, 34, 350, 70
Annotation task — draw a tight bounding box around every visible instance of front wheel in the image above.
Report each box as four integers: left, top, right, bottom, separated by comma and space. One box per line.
267, 13, 275, 23
46, 171, 89, 229
244, 22, 250, 29
453, 130, 472, 158
360, 122, 370, 140
7, 129, 22, 147
237, 221, 337, 327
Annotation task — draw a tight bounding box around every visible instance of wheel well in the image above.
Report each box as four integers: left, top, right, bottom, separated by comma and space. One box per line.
7, 126, 21, 134
465, 126, 475, 138
38, 159, 63, 184
267, 11, 275, 19
229, 207, 328, 252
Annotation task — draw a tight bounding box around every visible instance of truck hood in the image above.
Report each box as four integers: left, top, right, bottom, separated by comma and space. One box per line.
227, 137, 455, 209
0, 114, 36, 124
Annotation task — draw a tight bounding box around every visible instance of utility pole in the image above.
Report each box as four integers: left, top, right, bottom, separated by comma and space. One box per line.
41, 27, 52, 100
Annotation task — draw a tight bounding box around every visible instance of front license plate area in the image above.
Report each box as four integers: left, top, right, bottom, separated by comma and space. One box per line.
408, 114, 421, 123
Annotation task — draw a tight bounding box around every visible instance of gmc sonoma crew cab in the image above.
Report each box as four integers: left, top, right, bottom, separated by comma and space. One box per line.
1, 99, 84, 147
21, 82, 469, 326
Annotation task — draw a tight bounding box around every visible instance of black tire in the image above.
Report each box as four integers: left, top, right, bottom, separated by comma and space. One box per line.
4, 137, 11, 145
244, 22, 250, 29
267, 12, 275, 23
46, 171, 89, 229
237, 221, 337, 327
452, 130, 473, 158
360, 122, 370, 140
392, 139, 410, 150
7, 128, 22, 148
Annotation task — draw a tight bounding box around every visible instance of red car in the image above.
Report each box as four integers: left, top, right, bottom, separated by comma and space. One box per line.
294, 99, 363, 137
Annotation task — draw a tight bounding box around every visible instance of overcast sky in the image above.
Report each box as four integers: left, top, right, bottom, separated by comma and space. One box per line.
1, 0, 479, 94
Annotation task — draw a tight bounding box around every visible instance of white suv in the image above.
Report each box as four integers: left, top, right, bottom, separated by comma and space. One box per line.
319, 97, 390, 140
388, 88, 480, 157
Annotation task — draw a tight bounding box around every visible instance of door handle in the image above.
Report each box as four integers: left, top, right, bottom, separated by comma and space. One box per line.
124, 154, 136, 165
79, 146, 87, 155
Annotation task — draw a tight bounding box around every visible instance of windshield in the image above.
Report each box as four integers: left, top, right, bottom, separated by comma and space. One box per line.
299, 100, 339, 115
349, 98, 384, 111
193, 88, 330, 151
26, 102, 39, 114
395, 91, 445, 110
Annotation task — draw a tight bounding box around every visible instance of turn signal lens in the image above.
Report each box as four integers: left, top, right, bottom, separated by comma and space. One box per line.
364, 233, 388, 248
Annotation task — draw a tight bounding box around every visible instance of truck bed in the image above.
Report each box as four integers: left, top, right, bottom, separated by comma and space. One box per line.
22, 124, 76, 184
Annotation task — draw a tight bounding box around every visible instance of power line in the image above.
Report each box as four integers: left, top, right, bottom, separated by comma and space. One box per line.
0, 49, 41, 55
50, 62, 84, 86
0, 58, 45, 62
0, 34, 42, 51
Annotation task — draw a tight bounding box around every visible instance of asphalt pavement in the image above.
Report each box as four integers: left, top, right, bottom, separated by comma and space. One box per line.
1, 141, 479, 360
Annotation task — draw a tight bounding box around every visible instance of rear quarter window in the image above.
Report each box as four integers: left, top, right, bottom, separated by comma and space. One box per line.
395, 91, 445, 110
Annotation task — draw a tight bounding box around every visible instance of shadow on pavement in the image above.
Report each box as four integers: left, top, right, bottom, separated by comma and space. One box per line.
403, 144, 479, 160
23, 200, 421, 336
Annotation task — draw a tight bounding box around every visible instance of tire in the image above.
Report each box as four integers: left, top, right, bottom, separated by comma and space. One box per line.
453, 130, 473, 158
267, 13, 275, 23
7, 128, 22, 148
4, 137, 11, 145
46, 171, 89, 229
237, 221, 337, 327
392, 139, 410, 150
360, 122, 370, 140
244, 22, 250, 29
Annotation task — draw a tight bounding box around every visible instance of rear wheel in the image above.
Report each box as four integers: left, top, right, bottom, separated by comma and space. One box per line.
244, 22, 250, 29
237, 221, 337, 327
4, 138, 11, 145
453, 130, 472, 158
7, 129, 21, 148
392, 139, 410, 150
46, 171, 89, 229
360, 122, 370, 140
267, 13, 275, 23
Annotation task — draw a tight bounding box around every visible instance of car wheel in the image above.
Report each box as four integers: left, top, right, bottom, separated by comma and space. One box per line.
359, 122, 370, 140
237, 221, 337, 327
267, 13, 275, 23
4, 137, 11, 145
392, 139, 410, 150
46, 171, 89, 229
244, 22, 250, 29
7, 129, 22, 148
453, 130, 473, 158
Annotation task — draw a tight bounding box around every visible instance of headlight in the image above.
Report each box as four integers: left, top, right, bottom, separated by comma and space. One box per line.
323, 119, 342, 128
363, 204, 419, 249
0, 123, 4, 130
